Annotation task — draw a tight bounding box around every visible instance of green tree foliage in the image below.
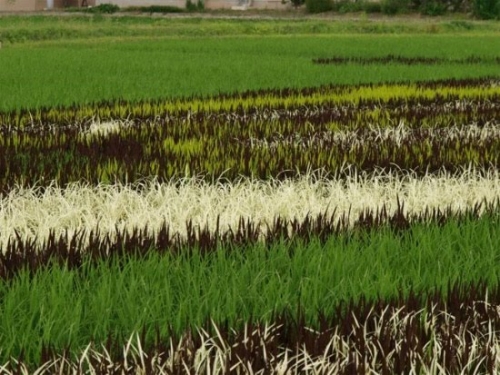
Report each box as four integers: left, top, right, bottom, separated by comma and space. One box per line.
473, 0, 500, 18
290, 0, 306, 7
305, 0, 332, 13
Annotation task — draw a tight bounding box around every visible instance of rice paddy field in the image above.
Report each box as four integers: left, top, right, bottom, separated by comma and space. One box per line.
1, 14, 500, 374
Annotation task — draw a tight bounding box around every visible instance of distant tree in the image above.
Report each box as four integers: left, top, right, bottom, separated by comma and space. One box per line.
290, 0, 305, 7
473, 0, 500, 18
305, 0, 332, 13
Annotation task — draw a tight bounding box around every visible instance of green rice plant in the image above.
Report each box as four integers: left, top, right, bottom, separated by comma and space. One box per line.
1, 282, 500, 373
1, 33, 500, 111
0, 213, 499, 366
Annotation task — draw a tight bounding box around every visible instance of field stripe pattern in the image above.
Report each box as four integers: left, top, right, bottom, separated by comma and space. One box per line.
1, 76, 500, 373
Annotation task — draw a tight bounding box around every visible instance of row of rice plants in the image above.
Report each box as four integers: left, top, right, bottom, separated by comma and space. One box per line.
1, 168, 500, 255
1, 214, 500, 368
1, 79, 500, 191
2, 77, 499, 130
1, 188, 499, 281
312, 54, 500, 65
2, 282, 500, 374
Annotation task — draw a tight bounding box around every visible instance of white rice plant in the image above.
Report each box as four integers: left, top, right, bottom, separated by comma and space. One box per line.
1, 300, 499, 374
1, 167, 499, 251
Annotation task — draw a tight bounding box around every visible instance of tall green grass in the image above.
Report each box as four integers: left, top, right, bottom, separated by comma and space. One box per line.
1, 15, 499, 43
1, 213, 499, 365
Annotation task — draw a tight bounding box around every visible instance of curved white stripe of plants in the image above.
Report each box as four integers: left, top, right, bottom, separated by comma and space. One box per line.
1, 167, 499, 250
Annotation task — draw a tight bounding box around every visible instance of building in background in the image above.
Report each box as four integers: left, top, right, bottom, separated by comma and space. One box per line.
0, 0, 81, 11
0, 0, 287, 12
